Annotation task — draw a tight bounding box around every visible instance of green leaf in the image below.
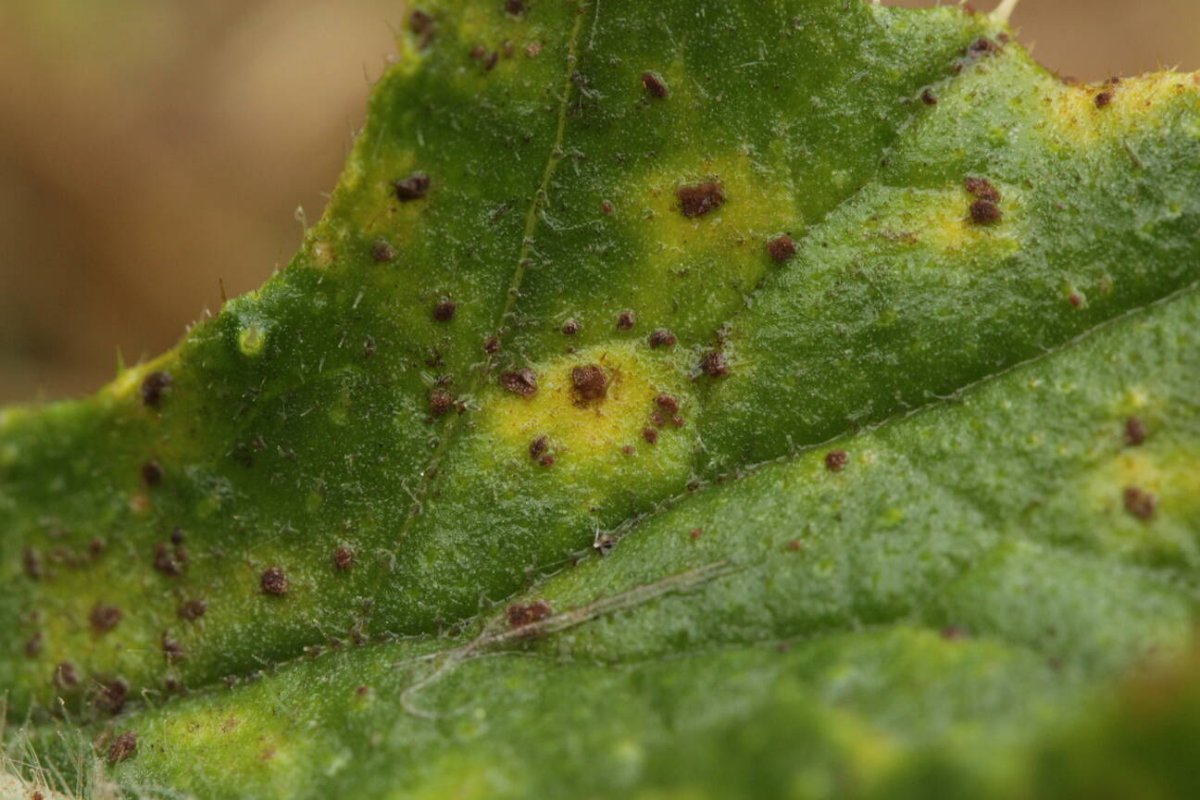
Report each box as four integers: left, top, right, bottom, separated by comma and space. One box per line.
3, 1, 1200, 797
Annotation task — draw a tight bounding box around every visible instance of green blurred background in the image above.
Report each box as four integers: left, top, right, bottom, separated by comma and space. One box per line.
1, 0, 1197, 403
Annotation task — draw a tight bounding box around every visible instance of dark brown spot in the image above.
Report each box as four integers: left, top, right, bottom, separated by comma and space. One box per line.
261, 567, 289, 596
561, 318, 580, 336
766, 234, 797, 263
24, 632, 42, 658
483, 50, 499, 71
433, 299, 457, 322
334, 546, 354, 572
54, 661, 79, 689
641, 71, 669, 99
504, 0, 525, 15
483, 336, 501, 354
162, 633, 184, 662
571, 364, 607, 403
529, 435, 549, 459
648, 328, 677, 348
363, 336, 377, 358
1123, 487, 1157, 521
179, 599, 207, 622
650, 411, 666, 428
1095, 90, 1114, 109
140, 371, 173, 408
409, 9, 434, 35
22, 547, 43, 580
616, 310, 636, 330
969, 199, 1002, 225
108, 731, 138, 765
964, 176, 1001, 203
699, 350, 728, 378
689, 528, 703, 541
356, 684, 370, 697
677, 181, 725, 218
1125, 417, 1147, 447
393, 172, 431, 201
500, 368, 538, 398
967, 37, 999, 56
601, 200, 614, 215
371, 240, 396, 263
89, 537, 105, 556
95, 679, 130, 715
785, 539, 803, 552
642, 427, 659, 445
921, 88, 938, 105
506, 600, 552, 629
538, 454, 555, 467
620, 445, 635, 456
1068, 292, 1085, 308
153, 542, 185, 577
429, 388, 455, 416
655, 393, 679, 414
90, 603, 122, 634
141, 460, 164, 487
825, 450, 848, 472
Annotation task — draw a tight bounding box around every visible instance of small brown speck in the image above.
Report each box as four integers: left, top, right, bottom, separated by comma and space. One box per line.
409, 9, 433, 35
141, 460, 164, 487
89, 537, 105, 556
571, 364, 608, 403
539, 454, 555, 467
967, 37, 999, 56
24, 632, 42, 658
371, 240, 396, 263
1123, 487, 1157, 521
394, 172, 431, 201
940, 626, 967, 641
504, 0, 525, 15
648, 328, 677, 348
363, 336, 377, 358
825, 450, 848, 472
700, 350, 728, 377
483, 336, 501, 354
334, 546, 354, 572
655, 394, 679, 414
261, 567, 289, 596
179, 599, 207, 621
429, 388, 455, 416
433, 299, 457, 322
1095, 90, 1114, 109
921, 88, 938, 105
90, 603, 122, 634
641, 71, 669, 99
964, 176, 1001, 203
356, 684, 370, 697
162, 633, 184, 662
621, 445, 636, 456
561, 318, 580, 336
507, 600, 552, 629
642, 427, 659, 445
969, 199, 1002, 225
529, 435, 549, 459
785, 539, 803, 552
171, 527, 185, 545
154, 542, 185, 577
601, 199, 614, 215
525, 41, 542, 57
677, 181, 725, 218
54, 661, 79, 688
140, 371, 173, 408
689, 528, 703, 541
1068, 292, 1085, 308
1125, 417, 1147, 447
95, 679, 130, 714
766, 234, 796, 264
500, 368, 539, 398
616, 310, 636, 330
108, 731, 138, 765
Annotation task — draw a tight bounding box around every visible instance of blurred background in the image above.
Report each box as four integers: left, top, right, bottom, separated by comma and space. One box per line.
1, 0, 1197, 403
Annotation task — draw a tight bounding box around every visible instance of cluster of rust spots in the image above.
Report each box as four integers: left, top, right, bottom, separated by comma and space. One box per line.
179, 599, 207, 622
153, 529, 189, 577
642, 71, 669, 99
89, 603, 122, 634
1125, 416, 1147, 446
334, 545, 354, 572
648, 328, 677, 348
571, 364, 608, 404
965, 176, 1003, 226
616, 310, 637, 330
677, 181, 725, 218
506, 599, 552, 629
529, 435, 554, 467
433, 299, 457, 322
766, 234, 796, 264
371, 239, 396, 263
108, 731, 138, 765
649, 393, 685, 430
500, 368, 539, 398
825, 450, 848, 472
394, 171, 431, 202
140, 370, 173, 408
1123, 487, 1157, 521
561, 318, 580, 336
408, 9, 435, 49
261, 567, 290, 596
470, 44, 501, 72
699, 350, 729, 378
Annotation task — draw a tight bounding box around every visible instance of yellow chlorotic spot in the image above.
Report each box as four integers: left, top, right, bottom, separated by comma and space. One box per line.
1041, 72, 1198, 145
238, 323, 267, 357
871, 187, 1021, 257
476, 342, 694, 488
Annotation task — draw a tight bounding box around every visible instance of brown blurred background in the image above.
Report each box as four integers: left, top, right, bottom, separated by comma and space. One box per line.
1, 0, 1198, 403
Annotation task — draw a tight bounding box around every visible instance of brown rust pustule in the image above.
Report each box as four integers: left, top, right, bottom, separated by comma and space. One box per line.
825, 450, 849, 472
642, 427, 659, 445
500, 368, 539, 398
140, 371, 173, 408
561, 318, 580, 336
370, 240, 396, 263
677, 181, 725, 218
529, 435, 549, 460
969, 199, 1002, 225
766, 234, 797, 264
504, 0, 525, 16
141, 460, 164, 487
648, 328, 677, 348
54, 661, 80, 689
179, 599, 207, 621
921, 88, 938, 106
90, 603, 122, 634
108, 731, 138, 765
1123, 487, 1157, 521
394, 172, 431, 201
1095, 90, 1114, 109
429, 388, 455, 416
334, 546, 354, 572
700, 350, 729, 378
571, 364, 608, 404
655, 393, 679, 414
433, 299, 457, 322
616, 310, 637, 330
965, 176, 1001, 203
1125, 417, 1147, 446
506, 600, 552, 629
642, 71, 669, 99
261, 567, 290, 596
